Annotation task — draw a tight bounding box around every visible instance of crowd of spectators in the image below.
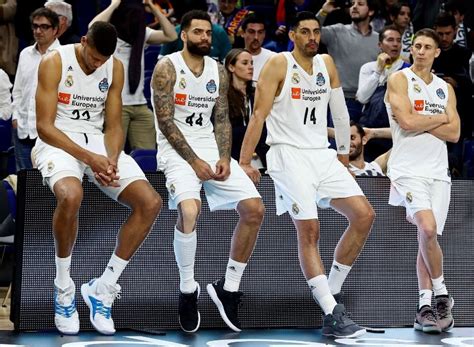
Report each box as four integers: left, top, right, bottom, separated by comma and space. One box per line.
0, 0, 473, 177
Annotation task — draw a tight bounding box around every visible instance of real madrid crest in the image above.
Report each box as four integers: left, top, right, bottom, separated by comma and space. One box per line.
206, 79, 217, 93
292, 203, 300, 215
179, 78, 186, 89
413, 84, 421, 93
406, 192, 413, 203
65, 75, 74, 87
47, 161, 55, 172
316, 72, 325, 86
291, 72, 300, 84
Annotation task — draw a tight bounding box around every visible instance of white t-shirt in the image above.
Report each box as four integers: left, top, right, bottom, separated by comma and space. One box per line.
349, 161, 384, 176
114, 27, 153, 105
55, 44, 114, 135
386, 68, 450, 182
266, 52, 331, 149
252, 47, 276, 82
154, 52, 220, 151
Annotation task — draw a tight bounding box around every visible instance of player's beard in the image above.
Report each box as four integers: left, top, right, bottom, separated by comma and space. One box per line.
349, 143, 363, 161
187, 40, 211, 56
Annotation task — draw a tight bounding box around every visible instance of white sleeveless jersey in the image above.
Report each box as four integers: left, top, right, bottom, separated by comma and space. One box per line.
266, 52, 331, 148
155, 52, 219, 150
55, 44, 113, 134
386, 68, 450, 181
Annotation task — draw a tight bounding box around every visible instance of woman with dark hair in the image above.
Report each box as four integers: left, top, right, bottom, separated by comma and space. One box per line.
89, 0, 177, 151
225, 48, 269, 168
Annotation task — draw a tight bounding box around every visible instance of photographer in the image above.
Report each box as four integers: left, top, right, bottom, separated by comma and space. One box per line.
316, 0, 379, 122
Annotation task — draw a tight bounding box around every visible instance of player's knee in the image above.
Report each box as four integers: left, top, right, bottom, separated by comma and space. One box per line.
180, 202, 201, 228
418, 222, 438, 240
238, 198, 265, 226
56, 186, 83, 212
143, 192, 162, 220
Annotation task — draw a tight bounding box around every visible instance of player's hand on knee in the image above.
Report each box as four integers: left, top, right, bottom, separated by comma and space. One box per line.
214, 158, 231, 181
240, 163, 261, 185
191, 158, 216, 181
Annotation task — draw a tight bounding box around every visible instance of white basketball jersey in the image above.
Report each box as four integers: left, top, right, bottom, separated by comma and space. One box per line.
266, 52, 331, 149
386, 68, 450, 181
55, 44, 113, 134
155, 52, 219, 150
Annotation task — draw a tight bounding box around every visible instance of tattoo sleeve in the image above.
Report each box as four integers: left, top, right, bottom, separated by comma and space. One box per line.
152, 58, 198, 164
213, 64, 232, 160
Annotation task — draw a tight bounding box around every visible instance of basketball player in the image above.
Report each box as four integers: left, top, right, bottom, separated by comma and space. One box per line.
239, 12, 374, 338
151, 10, 264, 333
35, 22, 162, 335
385, 28, 459, 333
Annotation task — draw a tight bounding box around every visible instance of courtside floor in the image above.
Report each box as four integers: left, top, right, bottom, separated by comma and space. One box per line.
0, 327, 473, 346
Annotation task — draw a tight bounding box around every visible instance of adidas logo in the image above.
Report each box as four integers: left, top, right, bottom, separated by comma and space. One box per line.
68, 65, 73, 71
333, 265, 340, 272
228, 266, 236, 272
180, 69, 186, 74
293, 64, 298, 69
419, 293, 425, 298
107, 266, 115, 273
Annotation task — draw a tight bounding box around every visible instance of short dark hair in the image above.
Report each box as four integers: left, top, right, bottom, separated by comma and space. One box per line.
290, 11, 320, 30
181, 10, 212, 32
413, 28, 441, 47
379, 24, 401, 42
365, 0, 379, 13
241, 13, 266, 31
30, 7, 59, 29
434, 12, 457, 29
388, 1, 411, 19
87, 21, 118, 56
350, 121, 365, 137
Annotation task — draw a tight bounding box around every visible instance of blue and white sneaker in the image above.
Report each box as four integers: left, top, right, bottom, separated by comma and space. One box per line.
54, 279, 79, 335
81, 278, 121, 335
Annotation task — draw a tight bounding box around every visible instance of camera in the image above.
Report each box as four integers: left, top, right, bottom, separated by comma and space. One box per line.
333, 0, 352, 8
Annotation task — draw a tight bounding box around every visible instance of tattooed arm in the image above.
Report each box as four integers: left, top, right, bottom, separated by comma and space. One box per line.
213, 64, 232, 181
152, 57, 216, 180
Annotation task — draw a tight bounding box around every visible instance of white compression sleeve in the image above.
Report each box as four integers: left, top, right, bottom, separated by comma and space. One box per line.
329, 87, 350, 154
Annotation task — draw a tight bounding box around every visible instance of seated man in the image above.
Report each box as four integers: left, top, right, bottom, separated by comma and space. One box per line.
356, 25, 410, 161
328, 122, 391, 176
34, 22, 162, 335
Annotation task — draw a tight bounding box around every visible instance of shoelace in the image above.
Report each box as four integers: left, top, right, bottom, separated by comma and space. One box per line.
421, 308, 437, 323
437, 300, 451, 319
56, 287, 75, 307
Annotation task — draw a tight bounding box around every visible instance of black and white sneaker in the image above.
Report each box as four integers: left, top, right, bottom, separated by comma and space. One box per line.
322, 304, 366, 338
178, 283, 201, 333
207, 278, 243, 332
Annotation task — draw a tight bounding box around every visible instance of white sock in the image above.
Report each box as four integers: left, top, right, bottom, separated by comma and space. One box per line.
224, 258, 247, 292
327, 260, 352, 295
419, 289, 432, 309
100, 253, 129, 286
174, 226, 198, 293
55, 255, 72, 288
308, 275, 337, 315
432, 275, 448, 296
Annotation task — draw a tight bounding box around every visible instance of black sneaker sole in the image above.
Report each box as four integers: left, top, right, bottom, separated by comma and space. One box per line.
206, 283, 241, 332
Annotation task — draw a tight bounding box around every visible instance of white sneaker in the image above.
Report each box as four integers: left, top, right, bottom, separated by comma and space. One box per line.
81, 278, 121, 335
54, 279, 79, 335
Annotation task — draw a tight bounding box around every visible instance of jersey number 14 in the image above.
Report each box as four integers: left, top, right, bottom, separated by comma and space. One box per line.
303, 107, 317, 125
